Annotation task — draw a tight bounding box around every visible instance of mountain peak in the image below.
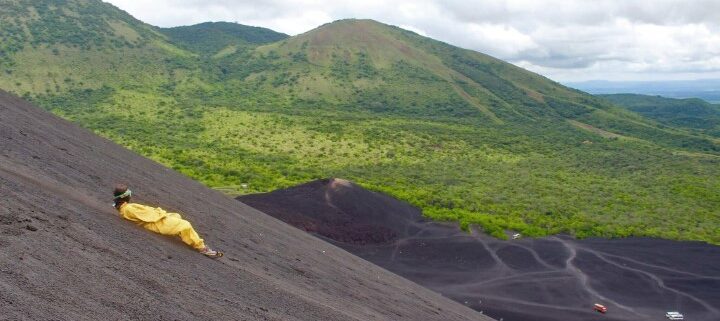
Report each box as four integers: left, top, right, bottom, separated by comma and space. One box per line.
288, 18, 408, 48
320, 18, 389, 28
160, 21, 289, 54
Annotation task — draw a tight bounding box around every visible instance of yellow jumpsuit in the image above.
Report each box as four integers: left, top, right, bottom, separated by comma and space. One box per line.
118, 203, 205, 250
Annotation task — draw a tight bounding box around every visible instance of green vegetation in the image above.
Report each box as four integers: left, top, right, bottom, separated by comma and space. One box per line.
3, 1, 719, 244
600, 93, 720, 137
160, 22, 288, 56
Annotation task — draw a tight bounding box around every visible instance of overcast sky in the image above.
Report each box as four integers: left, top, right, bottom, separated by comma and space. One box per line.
104, 0, 720, 82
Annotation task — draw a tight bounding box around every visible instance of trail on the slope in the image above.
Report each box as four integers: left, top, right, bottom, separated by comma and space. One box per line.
239, 178, 720, 321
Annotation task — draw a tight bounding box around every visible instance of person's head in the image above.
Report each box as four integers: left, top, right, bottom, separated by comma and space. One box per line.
113, 183, 132, 208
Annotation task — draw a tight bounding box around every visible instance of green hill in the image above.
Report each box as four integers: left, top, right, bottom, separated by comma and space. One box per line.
600, 93, 720, 137
1, 1, 718, 243
0, 0, 207, 96
160, 22, 288, 56
214, 19, 718, 152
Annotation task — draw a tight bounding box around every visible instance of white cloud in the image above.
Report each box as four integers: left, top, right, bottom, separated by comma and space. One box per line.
466, 23, 538, 57
104, 0, 720, 81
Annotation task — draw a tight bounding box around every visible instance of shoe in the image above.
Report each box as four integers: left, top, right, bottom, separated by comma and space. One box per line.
199, 246, 224, 258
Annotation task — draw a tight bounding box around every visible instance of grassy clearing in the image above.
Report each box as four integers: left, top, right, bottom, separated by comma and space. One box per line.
39, 88, 719, 244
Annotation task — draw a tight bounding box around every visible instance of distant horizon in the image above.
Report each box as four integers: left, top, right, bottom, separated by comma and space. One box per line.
566, 79, 720, 103
566, 78, 720, 84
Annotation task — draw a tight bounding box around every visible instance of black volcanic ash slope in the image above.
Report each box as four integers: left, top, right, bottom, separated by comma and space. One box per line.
239, 178, 720, 321
0, 91, 490, 321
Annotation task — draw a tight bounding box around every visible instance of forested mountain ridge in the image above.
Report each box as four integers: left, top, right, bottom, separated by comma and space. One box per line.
160, 22, 289, 55
600, 93, 720, 137
0, 0, 195, 94
1, 0, 718, 243
212, 19, 718, 151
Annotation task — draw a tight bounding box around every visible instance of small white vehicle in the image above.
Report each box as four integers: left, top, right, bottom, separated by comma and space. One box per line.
665, 311, 684, 320
512, 233, 521, 240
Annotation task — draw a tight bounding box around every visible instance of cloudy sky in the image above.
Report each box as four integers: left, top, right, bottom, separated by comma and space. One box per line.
105, 0, 720, 82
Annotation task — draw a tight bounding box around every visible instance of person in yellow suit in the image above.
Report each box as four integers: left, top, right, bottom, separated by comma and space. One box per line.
113, 184, 223, 258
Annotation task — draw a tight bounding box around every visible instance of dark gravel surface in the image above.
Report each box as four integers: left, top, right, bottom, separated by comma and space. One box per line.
239, 178, 720, 321
0, 90, 490, 321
